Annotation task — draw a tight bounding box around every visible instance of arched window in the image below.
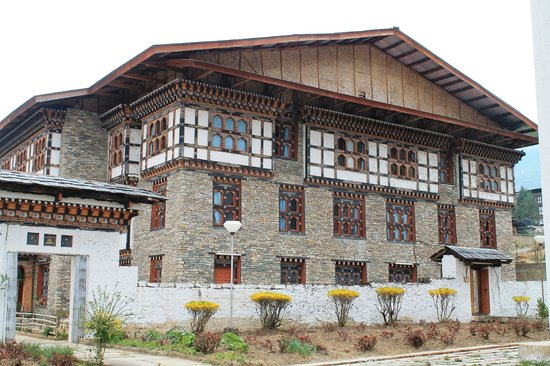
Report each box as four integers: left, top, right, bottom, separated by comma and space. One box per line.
213, 115, 223, 129
357, 158, 366, 170
149, 142, 154, 155
237, 120, 247, 133
290, 198, 298, 212
347, 157, 355, 169
290, 217, 298, 231
399, 149, 406, 161
357, 142, 365, 153
282, 145, 290, 158
338, 155, 346, 167
492, 181, 499, 192
342, 205, 349, 218
478, 163, 484, 174
338, 138, 346, 150
160, 136, 166, 150
213, 191, 222, 205
224, 136, 234, 149
212, 134, 222, 148
280, 198, 287, 212
154, 139, 160, 154
214, 210, 222, 225
279, 217, 287, 231
390, 147, 398, 159
237, 138, 247, 151
408, 151, 415, 162
224, 191, 234, 205
491, 166, 498, 177
334, 205, 340, 217
346, 140, 354, 152
391, 163, 398, 175
283, 127, 291, 140
408, 166, 415, 178
400, 165, 406, 176
478, 179, 484, 190
117, 151, 123, 165
149, 123, 155, 137
225, 117, 235, 131
161, 118, 167, 132
155, 121, 160, 136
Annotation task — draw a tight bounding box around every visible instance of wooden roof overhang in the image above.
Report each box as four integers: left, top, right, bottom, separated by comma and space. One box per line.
431, 245, 513, 267
0, 28, 538, 150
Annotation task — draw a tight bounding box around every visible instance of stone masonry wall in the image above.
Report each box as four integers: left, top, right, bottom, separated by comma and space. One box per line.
44, 256, 71, 315
59, 108, 109, 181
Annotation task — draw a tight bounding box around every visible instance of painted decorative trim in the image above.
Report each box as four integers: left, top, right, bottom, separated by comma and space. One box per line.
0, 198, 137, 230
305, 177, 439, 201
302, 106, 452, 150
458, 197, 514, 209
100, 104, 139, 130
129, 79, 289, 120
140, 157, 274, 180
456, 139, 524, 164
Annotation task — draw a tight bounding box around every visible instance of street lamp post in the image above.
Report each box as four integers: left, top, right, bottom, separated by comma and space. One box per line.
223, 220, 242, 331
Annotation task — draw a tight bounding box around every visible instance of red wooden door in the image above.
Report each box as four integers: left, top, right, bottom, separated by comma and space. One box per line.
214, 266, 231, 284
479, 268, 491, 315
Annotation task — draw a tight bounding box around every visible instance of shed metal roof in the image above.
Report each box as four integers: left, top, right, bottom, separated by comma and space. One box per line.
430, 245, 513, 265
0, 170, 164, 204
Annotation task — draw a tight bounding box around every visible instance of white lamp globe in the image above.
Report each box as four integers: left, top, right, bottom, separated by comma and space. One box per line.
223, 220, 242, 233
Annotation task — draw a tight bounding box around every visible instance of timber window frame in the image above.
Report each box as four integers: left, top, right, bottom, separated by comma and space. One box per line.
389, 145, 417, 180
150, 180, 167, 231
213, 179, 241, 226
213, 254, 241, 284
279, 187, 304, 233
438, 205, 457, 245
210, 113, 250, 154
149, 255, 164, 283
273, 120, 297, 159
439, 151, 454, 185
388, 263, 417, 283
145, 117, 168, 157
476, 161, 501, 193
335, 136, 367, 172
32, 136, 47, 173
109, 130, 125, 168
333, 195, 365, 238
479, 209, 497, 249
334, 260, 367, 286
386, 200, 415, 243
280, 257, 306, 285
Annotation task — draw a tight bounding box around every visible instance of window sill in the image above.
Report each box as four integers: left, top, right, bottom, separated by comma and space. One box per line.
387, 240, 415, 245
279, 231, 305, 236
333, 236, 366, 240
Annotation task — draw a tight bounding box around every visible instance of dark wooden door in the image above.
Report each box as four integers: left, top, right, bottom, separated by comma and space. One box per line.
479, 268, 491, 315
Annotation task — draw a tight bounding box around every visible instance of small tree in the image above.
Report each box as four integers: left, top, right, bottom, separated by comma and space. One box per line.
327, 289, 360, 327
513, 296, 530, 316
428, 288, 457, 322
184, 301, 219, 334
513, 187, 540, 227
83, 286, 133, 365
375, 287, 405, 325
250, 291, 292, 329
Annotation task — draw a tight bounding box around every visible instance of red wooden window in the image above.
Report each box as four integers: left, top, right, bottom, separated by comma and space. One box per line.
333, 197, 365, 238
438, 205, 457, 245
32, 136, 47, 172
439, 151, 453, 184
150, 182, 167, 230
1, 160, 10, 170
273, 120, 296, 159
336, 136, 367, 172
480, 209, 497, 248
280, 258, 305, 285
149, 255, 163, 283
389, 145, 417, 179
335, 261, 367, 285
389, 263, 417, 283
145, 117, 168, 157
110, 131, 125, 167
477, 162, 501, 193
213, 180, 241, 226
213, 254, 241, 284
279, 188, 304, 233
386, 201, 415, 242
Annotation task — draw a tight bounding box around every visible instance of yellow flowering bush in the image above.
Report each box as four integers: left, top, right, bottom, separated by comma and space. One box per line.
375, 287, 406, 324
185, 301, 219, 334
328, 289, 360, 326
428, 288, 457, 322
250, 291, 292, 329
513, 296, 530, 316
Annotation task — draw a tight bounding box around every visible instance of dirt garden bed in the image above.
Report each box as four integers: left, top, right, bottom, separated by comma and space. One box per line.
112, 318, 550, 365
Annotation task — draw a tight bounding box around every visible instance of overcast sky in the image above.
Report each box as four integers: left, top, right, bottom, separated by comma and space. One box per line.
0, 0, 540, 188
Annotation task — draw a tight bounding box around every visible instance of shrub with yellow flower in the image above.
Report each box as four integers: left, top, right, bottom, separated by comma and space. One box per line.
375, 287, 406, 325
327, 289, 360, 327
184, 301, 220, 334
250, 291, 292, 329
513, 296, 530, 316
428, 288, 458, 322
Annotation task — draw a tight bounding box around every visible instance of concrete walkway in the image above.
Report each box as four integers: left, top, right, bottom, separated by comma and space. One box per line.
16, 335, 206, 366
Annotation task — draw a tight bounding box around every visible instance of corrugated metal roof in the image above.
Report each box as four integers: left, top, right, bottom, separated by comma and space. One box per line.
0, 170, 164, 203
431, 245, 513, 264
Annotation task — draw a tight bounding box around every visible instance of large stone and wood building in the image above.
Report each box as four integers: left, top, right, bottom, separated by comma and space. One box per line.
0, 29, 538, 315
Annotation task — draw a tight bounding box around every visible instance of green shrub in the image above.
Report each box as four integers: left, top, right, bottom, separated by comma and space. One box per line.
164, 328, 195, 346
21, 343, 42, 360
279, 337, 316, 357
194, 332, 221, 354
221, 332, 248, 353
42, 325, 54, 337
537, 298, 549, 318
142, 329, 162, 342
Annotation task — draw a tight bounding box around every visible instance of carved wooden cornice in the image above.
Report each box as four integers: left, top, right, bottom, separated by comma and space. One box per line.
304, 177, 440, 201
459, 197, 514, 209
333, 191, 365, 199
130, 79, 289, 120
140, 157, 275, 180
100, 104, 139, 130
456, 139, 524, 164
0, 198, 137, 231
302, 106, 452, 150
110, 175, 139, 186
0, 108, 65, 158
